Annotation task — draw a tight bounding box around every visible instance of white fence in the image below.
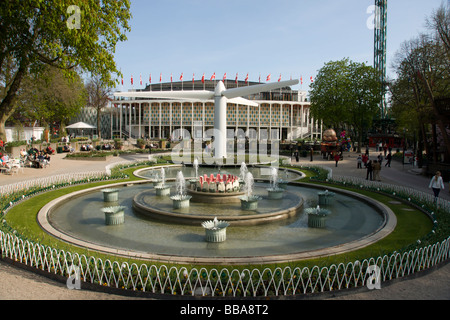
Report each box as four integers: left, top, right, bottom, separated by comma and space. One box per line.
0, 231, 449, 297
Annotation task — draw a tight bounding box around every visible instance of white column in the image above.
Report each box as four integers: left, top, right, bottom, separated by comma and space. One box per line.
169, 102, 173, 140
128, 103, 132, 139
138, 103, 142, 139
269, 103, 272, 140
214, 81, 227, 159
159, 103, 162, 139
300, 105, 304, 139
291, 104, 294, 140
119, 103, 123, 139
247, 104, 250, 135
258, 104, 261, 141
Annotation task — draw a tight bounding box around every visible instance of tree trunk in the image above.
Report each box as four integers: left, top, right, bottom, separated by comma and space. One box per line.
97, 109, 102, 140
0, 55, 30, 142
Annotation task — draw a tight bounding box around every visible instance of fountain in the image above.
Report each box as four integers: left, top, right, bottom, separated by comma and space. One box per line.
170, 171, 192, 209
239, 172, 261, 210
267, 167, 285, 200
43, 165, 392, 263
189, 158, 200, 190
154, 168, 171, 196
101, 188, 120, 203
202, 217, 230, 243
152, 171, 163, 187
305, 205, 331, 228
318, 190, 335, 205
239, 162, 248, 189
101, 206, 126, 225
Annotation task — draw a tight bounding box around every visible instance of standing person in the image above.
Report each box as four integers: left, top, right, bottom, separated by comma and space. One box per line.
373, 160, 381, 181
362, 153, 367, 168
429, 171, 445, 203
377, 153, 383, 166
366, 160, 373, 181
357, 155, 362, 169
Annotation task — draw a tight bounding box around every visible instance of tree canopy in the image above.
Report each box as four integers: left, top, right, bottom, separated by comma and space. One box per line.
0, 0, 131, 141
389, 3, 450, 162
309, 58, 381, 152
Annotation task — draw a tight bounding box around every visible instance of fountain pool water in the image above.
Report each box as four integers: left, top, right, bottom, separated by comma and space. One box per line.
40, 165, 393, 263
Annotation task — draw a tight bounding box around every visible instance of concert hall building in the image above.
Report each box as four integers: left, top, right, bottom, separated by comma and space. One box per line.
109, 80, 322, 142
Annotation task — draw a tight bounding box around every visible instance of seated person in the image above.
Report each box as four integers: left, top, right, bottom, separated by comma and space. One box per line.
45, 146, 55, 155
20, 149, 28, 158
63, 145, 70, 152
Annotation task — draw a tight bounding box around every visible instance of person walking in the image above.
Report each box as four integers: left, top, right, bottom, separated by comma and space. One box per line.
429, 171, 445, 204
385, 152, 392, 167
334, 152, 340, 167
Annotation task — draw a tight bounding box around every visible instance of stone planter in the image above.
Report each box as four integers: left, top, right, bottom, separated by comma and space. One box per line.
202, 218, 230, 243
318, 190, 335, 205
155, 185, 171, 196
170, 195, 192, 209
267, 188, 284, 200
189, 179, 198, 190
305, 208, 331, 228
204, 228, 228, 243
308, 214, 327, 228
101, 206, 126, 225
101, 188, 120, 202
240, 196, 261, 210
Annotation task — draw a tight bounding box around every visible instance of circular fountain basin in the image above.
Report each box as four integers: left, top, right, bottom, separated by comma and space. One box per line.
133, 185, 302, 226
38, 167, 396, 264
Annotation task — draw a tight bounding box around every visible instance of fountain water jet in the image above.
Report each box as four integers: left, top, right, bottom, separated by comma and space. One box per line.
240, 172, 261, 210
267, 167, 285, 200
170, 171, 192, 209
155, 168, 171, 196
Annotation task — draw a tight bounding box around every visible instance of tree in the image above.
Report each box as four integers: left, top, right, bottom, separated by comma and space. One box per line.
390, 31, 450, 162
85, 75, 113, 139
346, 61, 381, 153
309, 59, 352, 130
0, 0, 131, 141
309, 58, 381, 152
13, 65, 86, 135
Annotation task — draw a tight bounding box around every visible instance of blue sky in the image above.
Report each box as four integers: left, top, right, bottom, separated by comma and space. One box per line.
114, 0, 445, 92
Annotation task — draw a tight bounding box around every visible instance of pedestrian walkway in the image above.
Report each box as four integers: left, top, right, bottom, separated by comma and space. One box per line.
292, 149, 450, 202
0, 149, 449, 300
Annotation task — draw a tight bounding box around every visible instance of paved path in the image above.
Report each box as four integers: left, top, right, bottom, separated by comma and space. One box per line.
0, 149, 449, 300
